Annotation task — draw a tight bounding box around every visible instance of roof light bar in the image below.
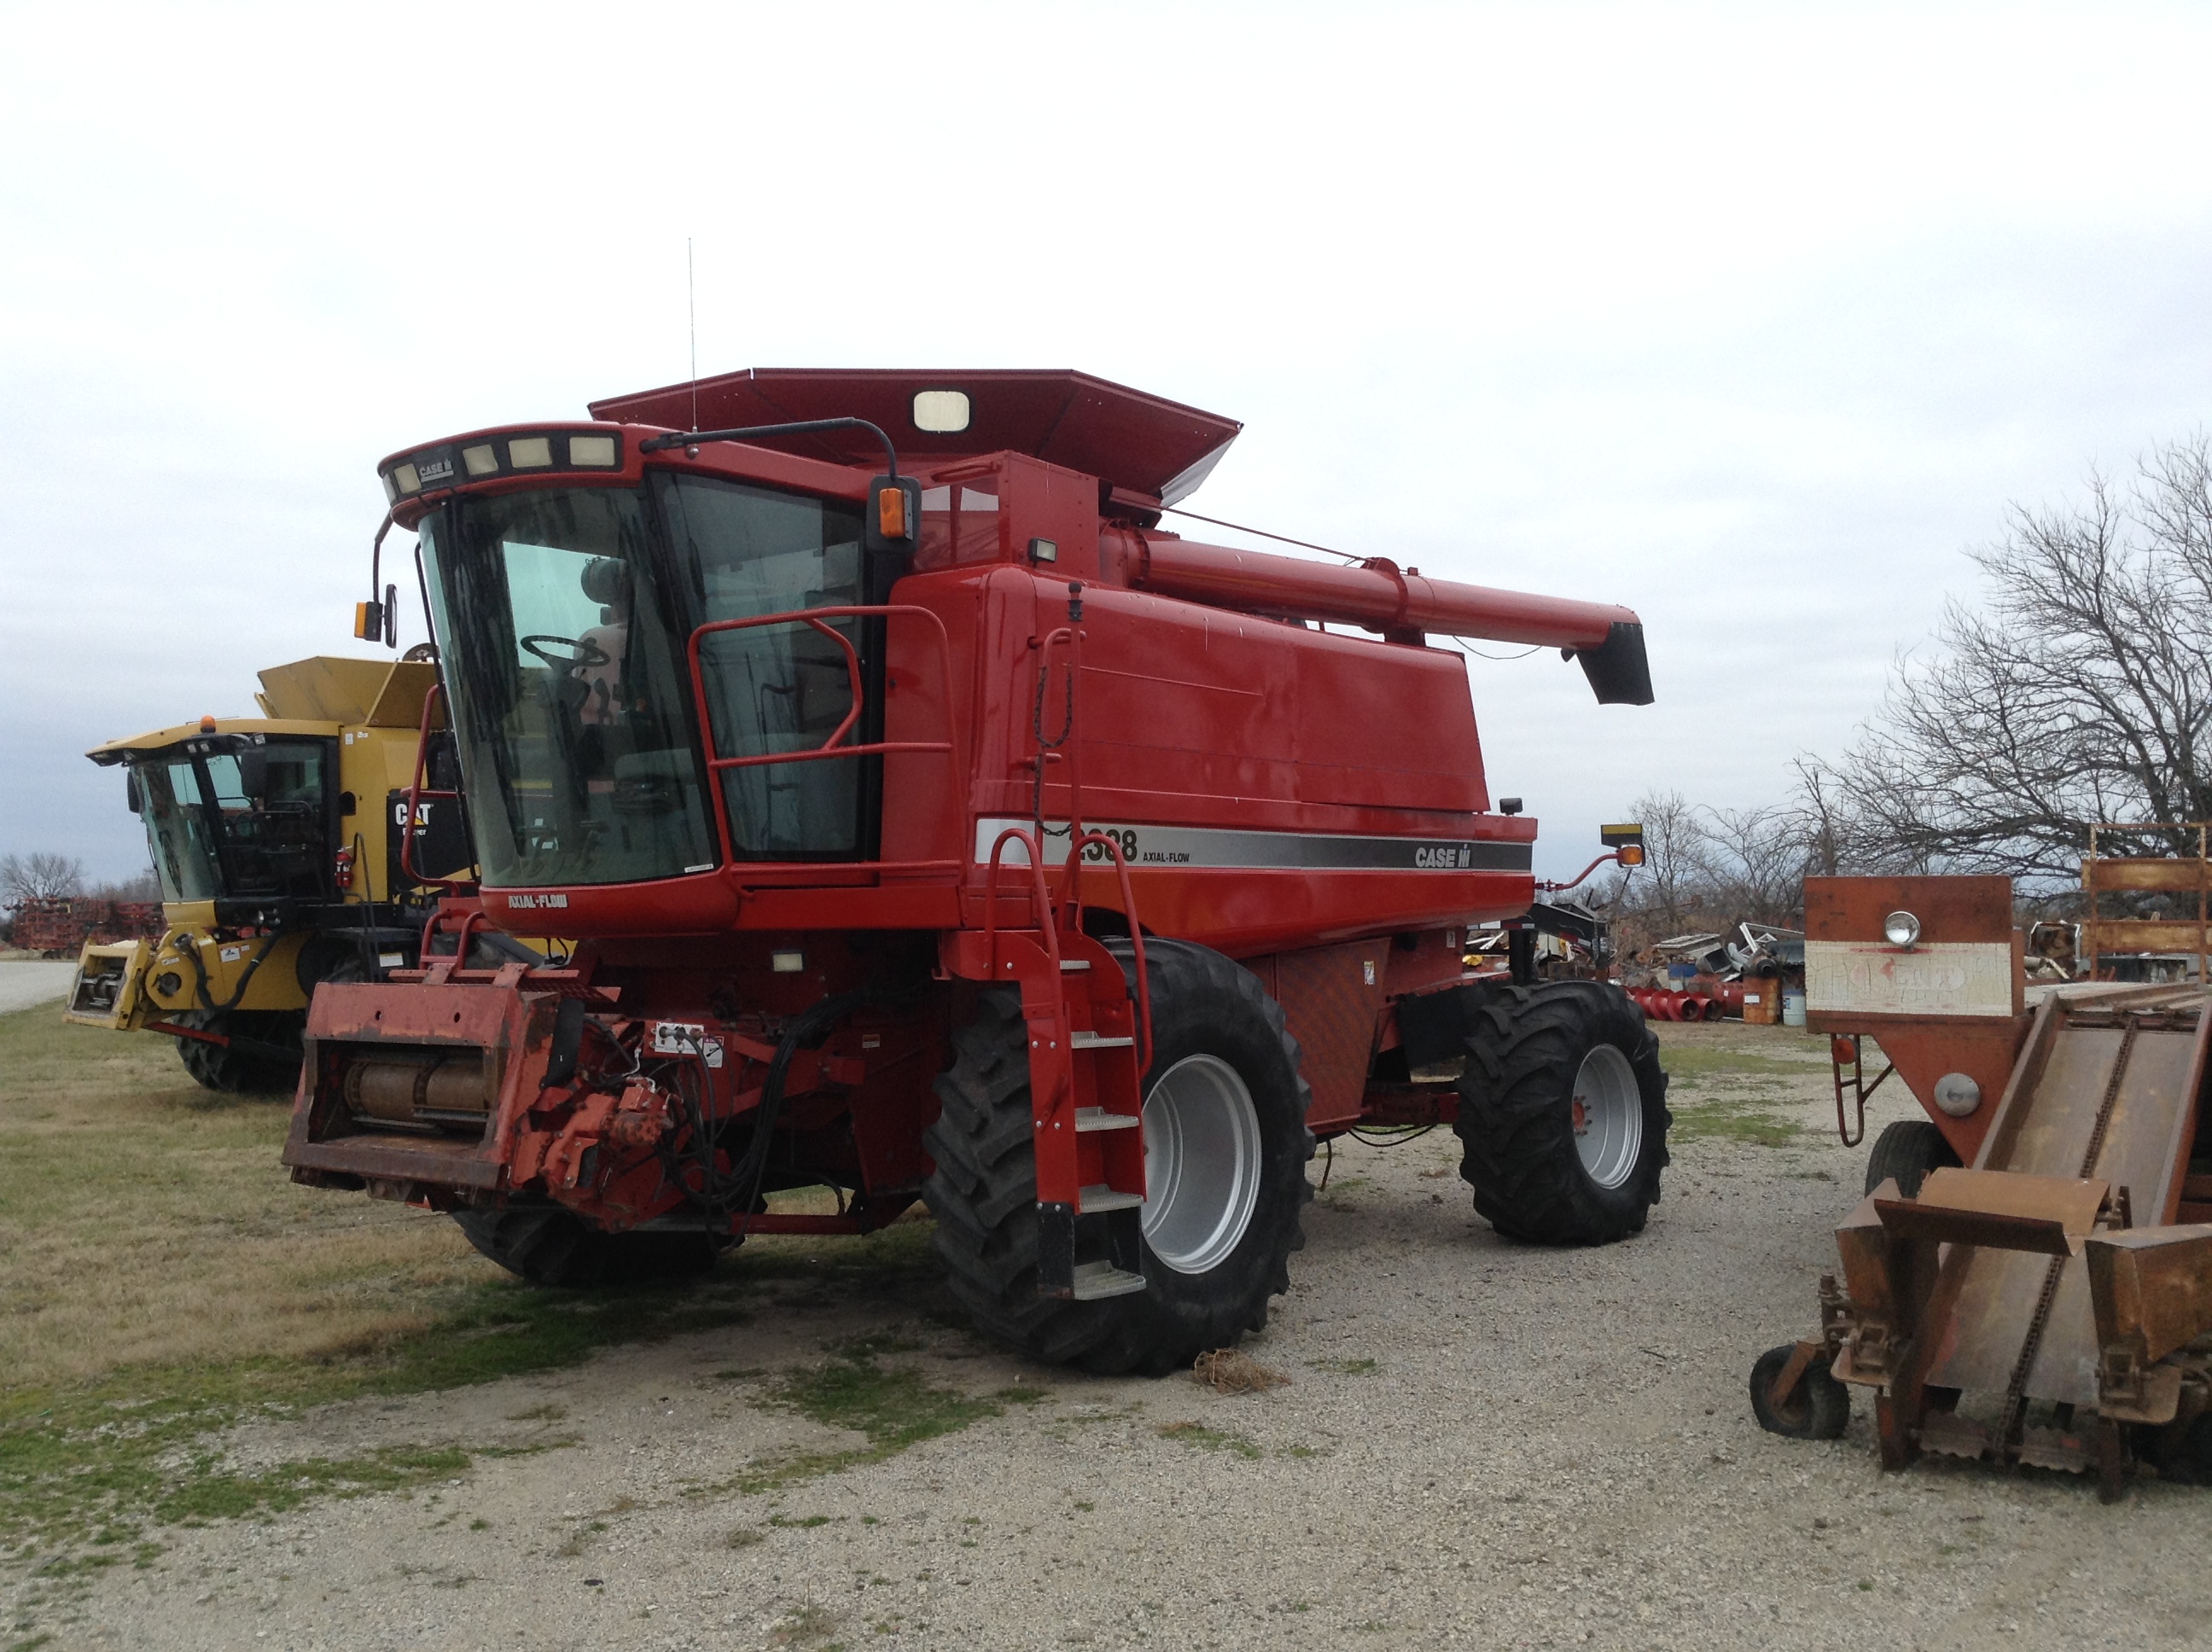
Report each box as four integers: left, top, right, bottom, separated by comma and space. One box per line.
377, 429, 626, 502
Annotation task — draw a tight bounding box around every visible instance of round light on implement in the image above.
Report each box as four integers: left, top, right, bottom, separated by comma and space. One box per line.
1934, 1071, 1982, 1117
1883, 910, 1921, 948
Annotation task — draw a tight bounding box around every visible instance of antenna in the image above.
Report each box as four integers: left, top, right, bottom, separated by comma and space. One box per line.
687, 237, 699, 433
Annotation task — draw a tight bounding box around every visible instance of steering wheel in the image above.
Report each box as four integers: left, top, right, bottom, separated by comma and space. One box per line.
521, 634, 610, 670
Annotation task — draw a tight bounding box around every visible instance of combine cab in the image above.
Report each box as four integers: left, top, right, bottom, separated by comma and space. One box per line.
67, 656, 474, 1091
283, 368, 1665, 1372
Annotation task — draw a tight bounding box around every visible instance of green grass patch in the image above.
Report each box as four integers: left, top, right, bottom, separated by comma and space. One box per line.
0, 1282, 753, 1564
731, 1343, 1002, 1493
1306, 1357, 1377, 1375
1652, 1042, 1827, 1084
0, 1001, 951, 1581
1154, 1420, 1262, 1459
1669, 1091, 1800, 1148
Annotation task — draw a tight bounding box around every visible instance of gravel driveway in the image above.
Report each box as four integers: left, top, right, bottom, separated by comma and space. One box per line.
22, 1023, 2212, 1650
0, 960, 77, 1014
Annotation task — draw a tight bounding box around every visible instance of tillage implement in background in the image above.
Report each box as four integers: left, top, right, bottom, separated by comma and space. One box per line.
64, 656, 477, 1091
1753, 868, 2212, 1497
281, 367, 1667, 1373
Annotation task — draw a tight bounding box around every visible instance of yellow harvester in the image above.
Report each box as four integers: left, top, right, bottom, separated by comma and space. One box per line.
64, 656, 476, 1091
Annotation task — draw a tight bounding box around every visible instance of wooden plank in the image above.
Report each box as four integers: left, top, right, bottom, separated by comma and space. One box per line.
2086, 920, 2211, 955
2082, 858, 2212, 893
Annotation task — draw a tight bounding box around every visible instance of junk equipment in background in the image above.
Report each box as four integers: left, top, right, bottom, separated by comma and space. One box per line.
1752, 868, 2212, 1498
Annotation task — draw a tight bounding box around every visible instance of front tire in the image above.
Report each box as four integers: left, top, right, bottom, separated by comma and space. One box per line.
1455, 980, 1671, 1244
452, 1207, 720, 1288
172, 1009, 306, 1095
923, 941, 1313, 1375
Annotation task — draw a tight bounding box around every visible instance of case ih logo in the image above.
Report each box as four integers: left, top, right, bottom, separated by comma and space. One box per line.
1415, 844, 1474, 869
416, 455, 457, 486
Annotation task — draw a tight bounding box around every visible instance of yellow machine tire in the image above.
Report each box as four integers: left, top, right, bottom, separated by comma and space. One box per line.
172, 1009, 305, 1095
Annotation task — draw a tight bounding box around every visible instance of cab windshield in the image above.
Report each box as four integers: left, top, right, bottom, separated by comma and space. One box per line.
137, 739, 330, 904
419, 477, 868, 888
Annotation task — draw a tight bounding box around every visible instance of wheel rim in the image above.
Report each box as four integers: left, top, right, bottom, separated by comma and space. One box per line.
1140, 1054, 1263, 1275
1571, 1044, 1643, 1190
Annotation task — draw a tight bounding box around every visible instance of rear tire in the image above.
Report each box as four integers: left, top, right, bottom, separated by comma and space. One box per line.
923, 941, 1313, 1375
172, 1009, 305, 1095
1455, 980, 1671, 1244
452, 1207, 720, 1288
1863, 1119, 1960, 1197
1749, 1343, 1851, 1440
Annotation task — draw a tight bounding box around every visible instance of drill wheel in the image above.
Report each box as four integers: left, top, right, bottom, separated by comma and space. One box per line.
923, 941, 1314, 1376
1749, 1343, 1851, 1440
1453, 980, 1671, 1244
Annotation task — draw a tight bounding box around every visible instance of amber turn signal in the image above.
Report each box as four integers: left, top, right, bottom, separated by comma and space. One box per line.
1617, 844, 1645, 866
877, 486, 907, 540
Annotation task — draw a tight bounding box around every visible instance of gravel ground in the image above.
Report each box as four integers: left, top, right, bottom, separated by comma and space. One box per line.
0, 961, 76, 1014
20, 1022, 2212, 1650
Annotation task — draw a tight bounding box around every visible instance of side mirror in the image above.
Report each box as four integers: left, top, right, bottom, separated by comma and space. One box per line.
1602, 822, 1646, 866
352, 583, 399, 647
237, 746, 269, 800
125, 769, 143, 815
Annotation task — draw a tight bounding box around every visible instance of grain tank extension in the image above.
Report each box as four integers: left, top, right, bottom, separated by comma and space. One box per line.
283, 368, 1666, 1373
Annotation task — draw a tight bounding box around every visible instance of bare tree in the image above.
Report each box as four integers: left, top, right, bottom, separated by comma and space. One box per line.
1623, 789, 1704, 934
87, 868, 161, 904
1, 852, 87, 907
1783, 755, 1863, 879
1695, 804, 1807, 927
1832, 436, 2212, 886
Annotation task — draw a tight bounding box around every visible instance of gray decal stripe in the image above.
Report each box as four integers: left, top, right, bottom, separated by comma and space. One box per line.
973, 817, 1533, 872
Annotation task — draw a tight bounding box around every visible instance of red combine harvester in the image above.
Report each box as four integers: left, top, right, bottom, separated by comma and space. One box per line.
284, 369, 1666, 1373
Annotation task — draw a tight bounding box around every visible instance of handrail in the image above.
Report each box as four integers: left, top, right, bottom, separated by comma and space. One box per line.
401, 682, 474, 893
1062, 829, 1153, 1074
417, 902, 485, 977
982, 826, 1062, 984
685, 603, 963, 867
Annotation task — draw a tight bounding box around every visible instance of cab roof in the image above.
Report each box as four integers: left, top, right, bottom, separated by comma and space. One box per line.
587, 368, 1241, 506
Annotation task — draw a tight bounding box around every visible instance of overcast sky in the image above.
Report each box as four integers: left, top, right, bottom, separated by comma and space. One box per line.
3, 2, 2209, 884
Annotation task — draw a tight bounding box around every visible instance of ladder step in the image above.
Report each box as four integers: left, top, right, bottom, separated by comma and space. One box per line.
1070, 1259, 1148, 1300
1059, 957, 1091, 971
1070, 1031, 1133, 1050
1079, 1184, 1144, 1213
1074, 1107, 1141, 1132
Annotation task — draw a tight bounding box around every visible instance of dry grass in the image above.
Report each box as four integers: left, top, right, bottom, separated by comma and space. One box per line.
0, 1006, 492, 1391
1190, 1348, 1290, 1394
